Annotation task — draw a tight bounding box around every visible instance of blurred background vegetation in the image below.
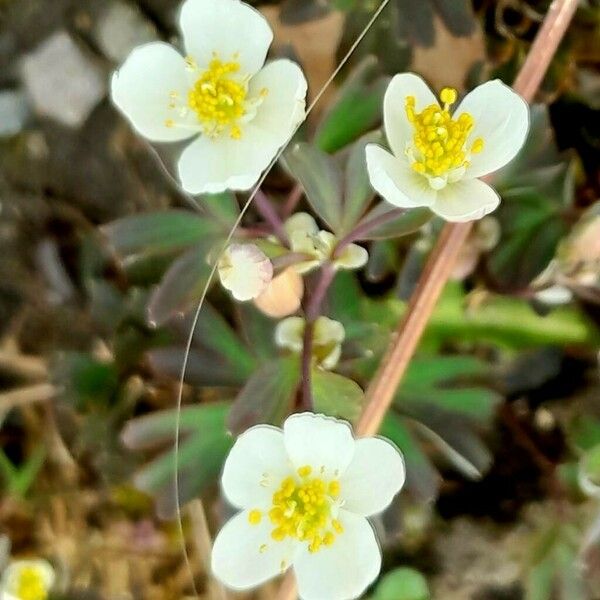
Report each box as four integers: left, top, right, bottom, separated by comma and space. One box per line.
0, 0, 599, 598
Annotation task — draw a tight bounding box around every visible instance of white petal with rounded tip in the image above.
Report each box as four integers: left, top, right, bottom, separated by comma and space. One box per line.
335, 243, 369, 270
366, 145, 436, 209
275, 316, 305, 352
180, 0, 273, 75
432, 178, 500, 223
314, 317, 345, 346
455, 80, 529, 179
384, 72, 437, 158
177, 124, 277, 194
218, 243, 273, 302
341, 438, 405, 516
294, 510, 381, 600
111, 42, 200, 142
284, 413, 355, 477
248, 59, 308, 145
285, 212, 319, 238
221, 425, 290, 509
212, 509, 297, 590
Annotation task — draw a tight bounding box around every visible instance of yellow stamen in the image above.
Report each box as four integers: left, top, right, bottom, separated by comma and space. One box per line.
267, 466, 343, 553
248, 509, 262, 525
183, 54, 267, 140
405, 87, 482, 180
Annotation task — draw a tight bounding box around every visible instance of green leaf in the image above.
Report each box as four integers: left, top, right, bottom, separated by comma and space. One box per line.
399, 356, 501, 424
0, 447, 46, 498
357, 204, 433, 240
316, 57, 389, 153
101, 210, 219, 257
373, 567, 430, 600
147, 243, 215, 327
127, 403, 233, 519
284, 143, 344, 232
380, 413, 440, 502
58, 352, 119, 409
198, 192, 240, 229
340, 132, 380, 233
228, 357, 301, 434
312, 370, 364, 422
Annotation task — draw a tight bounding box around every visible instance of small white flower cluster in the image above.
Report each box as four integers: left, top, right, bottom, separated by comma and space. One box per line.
211, 412, 405, 600
216, 212, 367, 309
0, 559, 55, 600
276, 315, 345, 370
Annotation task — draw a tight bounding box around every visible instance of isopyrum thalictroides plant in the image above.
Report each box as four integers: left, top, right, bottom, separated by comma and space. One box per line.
95, 0, 599, 599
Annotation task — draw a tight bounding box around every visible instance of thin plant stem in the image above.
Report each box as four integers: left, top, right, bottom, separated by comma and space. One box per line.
277, 0, 579, 597
300, 264, 337, 409
282, 183, 304, 218
254, 189, 290, 245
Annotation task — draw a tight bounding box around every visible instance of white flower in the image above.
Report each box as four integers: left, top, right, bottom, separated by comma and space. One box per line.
1, 559, 55, 600
275, 316, 345, 369
366, 73, 529, 223
285, 213, 368, 274
218, 243, 273, 301
211, 412, 406, 600
111, 0, 308, 194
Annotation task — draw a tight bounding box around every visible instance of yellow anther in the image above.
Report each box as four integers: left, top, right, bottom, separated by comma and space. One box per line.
332, 519, 344, 534
298, 465, 312, 478
248, 509, 262, 525
440, 87, 458, 106
404, 90, 482, 180
471, 138, 484, 154
267, 470, 343, 552
184, 54, 266, 140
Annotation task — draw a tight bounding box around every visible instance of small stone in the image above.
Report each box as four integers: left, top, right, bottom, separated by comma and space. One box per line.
95, 1, 158, 63
0, 90, 29, 136
20, 31, 106, 128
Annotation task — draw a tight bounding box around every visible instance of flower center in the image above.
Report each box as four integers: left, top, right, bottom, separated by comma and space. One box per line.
405, 87, 484, 186
187, 56, 248, 139
249, 465, 343, 554
166, 53, 268, 140
12, 567, 47, 600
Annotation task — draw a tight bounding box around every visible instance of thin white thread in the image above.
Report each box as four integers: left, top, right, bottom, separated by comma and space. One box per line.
172, 1, 392, 595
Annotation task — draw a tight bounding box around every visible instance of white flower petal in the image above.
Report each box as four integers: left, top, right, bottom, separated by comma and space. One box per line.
455, 80, 529, 179
179, 0, 273, 76
366, 144, 436, 209
254, 267, 304, 318
340, 438, 405, 516
320, 344, 342, 371
249, 59, 308, 145
212, 509, 297, 590
314, 317, 345, 346
111, 42, 200, 142
293, 510, 381, 600
285, 212, 319, 238
284, 413, 355, 477
218, 243, 273, 302
222, 425, 291, 508
177, 124, 277, 193
384, 73, 437, 158
432, 178, 500, 223
275, 316, 305, 352
334, 243, 368, 270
